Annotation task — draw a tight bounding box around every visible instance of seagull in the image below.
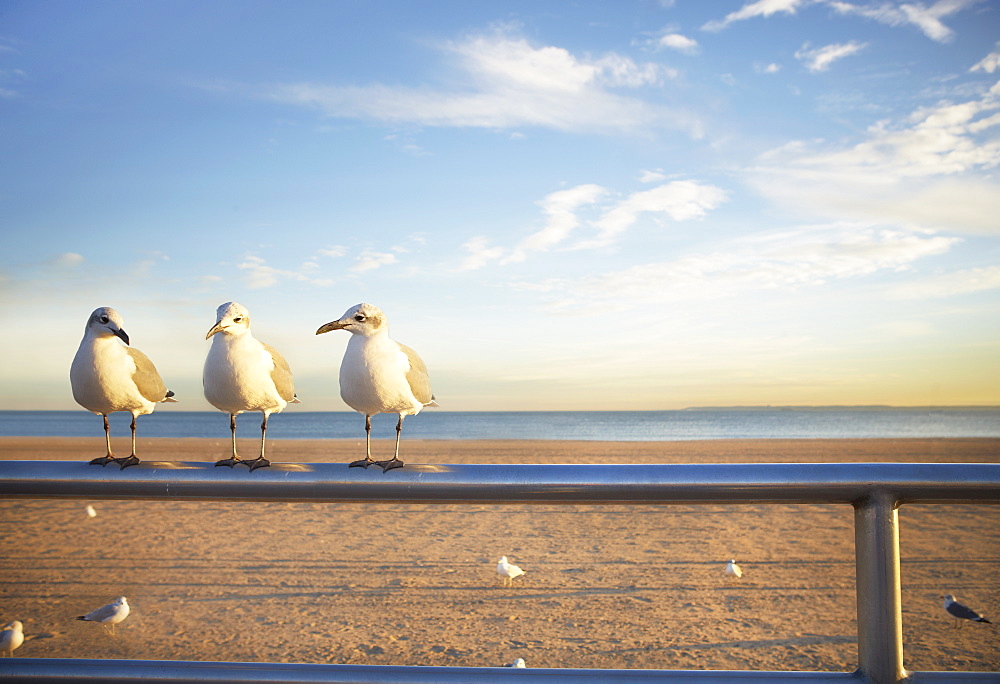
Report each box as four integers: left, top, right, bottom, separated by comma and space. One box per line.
76, 596, 130, 635
316, 303, 436, 472
505, 658, 527, 668
85, 504, 97, 518
70, 307, 177, 469
497, 556, 525, 587
725, 559, 743, 579
942, 594, 992, 628
204, 302, 299, 471
0, 621, 24, 657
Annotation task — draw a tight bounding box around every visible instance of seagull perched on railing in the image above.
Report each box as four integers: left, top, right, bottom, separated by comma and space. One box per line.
71, 307, 177, 469
204, 302, 299, 471
942, 594, 992, 628
316, 303, 436, 472
75, 596, 130, 635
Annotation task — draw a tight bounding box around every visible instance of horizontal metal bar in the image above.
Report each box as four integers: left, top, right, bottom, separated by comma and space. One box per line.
0, 658, 864, 683
0, 460, 998, 505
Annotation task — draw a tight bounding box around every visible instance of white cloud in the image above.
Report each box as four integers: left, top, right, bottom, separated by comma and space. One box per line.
237, 254, 335, 288
505, 184, 607, 263
749, 81, 1000, 233
639, 169, 668, 183
317, 245, 347, 258
827, 0, 976, 43
350, 250, 397, 272
51, 252, 85, 268
795, 41, 867, 72
582, 180, 728, 249
458, 236, 505, 271
887, 265, 1000, 299
540, 223, 958, 308
658, 33, 700, 55
755, 62, 782, 74
460, 179, 727, 269
702, 0, 805, 32
971, 45, 1000, 74
259, 28, 698, 136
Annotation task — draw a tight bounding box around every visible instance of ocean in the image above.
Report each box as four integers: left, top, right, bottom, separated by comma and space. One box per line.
0, 408, 997, 441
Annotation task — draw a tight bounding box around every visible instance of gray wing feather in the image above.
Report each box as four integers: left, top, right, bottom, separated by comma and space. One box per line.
947, 602, 985, 620
400, 344, 434, 405
125, 347, 170, 402
262, 343, 298, 403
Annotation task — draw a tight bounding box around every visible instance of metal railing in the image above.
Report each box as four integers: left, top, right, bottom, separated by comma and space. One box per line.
1, 460, 998, 683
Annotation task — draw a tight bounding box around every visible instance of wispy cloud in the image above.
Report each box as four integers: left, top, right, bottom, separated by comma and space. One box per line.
795, 41, 867, 72
971, 44, 1000, 73
237, 254, 334, 288
349, 250, 397, 273
530, 223, 958, 310
255, 27, 699, 136
702, 0, 805, 32
886, 265, 1000, 299
827, 0, 978, 43
750, 81, 1000, 233
461, 179, 727, 269
703, 0, 976, 42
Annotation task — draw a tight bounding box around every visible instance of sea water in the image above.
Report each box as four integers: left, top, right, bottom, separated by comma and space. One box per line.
0, 408, 997, 441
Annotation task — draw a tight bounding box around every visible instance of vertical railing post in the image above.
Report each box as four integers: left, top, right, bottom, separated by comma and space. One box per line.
854, 491, 905, 683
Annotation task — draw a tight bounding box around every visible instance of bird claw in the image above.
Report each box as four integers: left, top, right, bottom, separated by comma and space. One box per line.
89, 455, 115, 466
376, 459, 404, 472
247, 457, 270, 472
348, 459, 373, 468
116, 455, 141, 470
215, 458, 241, 468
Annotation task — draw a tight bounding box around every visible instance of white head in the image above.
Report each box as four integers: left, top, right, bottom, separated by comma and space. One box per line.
206, 302, 252, 339
115, 596, 129, 606
510, 658, 526, 668
943, 594, 956, 604
729, 559, 737, 564
3, 621, 22, 631
499, 556, 508, 564
316, 303, 387, 337
85, 307, 130, 345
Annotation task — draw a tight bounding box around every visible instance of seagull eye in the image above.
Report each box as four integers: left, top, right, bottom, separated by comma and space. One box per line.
233, 317, 243, 323
354, 314, 365, 322
99, 316, 109, 324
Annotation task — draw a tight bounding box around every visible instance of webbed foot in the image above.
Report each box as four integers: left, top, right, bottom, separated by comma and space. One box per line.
215, 457, 242, 468
247, 457, 271, 472
116, 455, 141, 469
376, 458, 405, 472
349, 459, 374, 468
89, 455, 115, 466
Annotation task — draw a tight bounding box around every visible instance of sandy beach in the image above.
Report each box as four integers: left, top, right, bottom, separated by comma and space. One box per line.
1, 437, 998, 673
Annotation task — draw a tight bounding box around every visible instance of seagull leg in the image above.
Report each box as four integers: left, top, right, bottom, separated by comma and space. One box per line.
89, 414, 116, 466
349, 415, 376, 468
115, 414, 141, 469
375, 415, 405, 472
246, 413, 271, 472
215, 414, 243, 467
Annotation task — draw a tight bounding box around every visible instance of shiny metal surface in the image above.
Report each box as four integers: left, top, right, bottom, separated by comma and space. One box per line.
0, 658, 862, 682
0, 460, 998, 505
1, 459, 998, 683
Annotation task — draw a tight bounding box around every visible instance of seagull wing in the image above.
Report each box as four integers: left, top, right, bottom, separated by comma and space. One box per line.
126, 347, 173, 403
262, 343, 298, 403
82, 602, 119, 622
400, 344, 435, 405
947, 601, 985, 621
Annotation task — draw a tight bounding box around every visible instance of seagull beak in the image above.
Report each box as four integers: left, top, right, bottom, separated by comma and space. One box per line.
316, 320, 347, 335
113, 327, 130, 345
205, 321, 225, 339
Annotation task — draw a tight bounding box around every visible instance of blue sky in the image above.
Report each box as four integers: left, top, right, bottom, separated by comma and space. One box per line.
1, 0, 998, 412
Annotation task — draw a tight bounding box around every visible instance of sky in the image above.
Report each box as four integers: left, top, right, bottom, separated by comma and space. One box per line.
1, 0, 998, 412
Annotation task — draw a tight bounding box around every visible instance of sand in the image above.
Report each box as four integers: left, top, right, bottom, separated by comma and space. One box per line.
0, 436, 998, 673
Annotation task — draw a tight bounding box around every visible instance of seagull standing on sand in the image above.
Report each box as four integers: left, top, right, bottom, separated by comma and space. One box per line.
70, 307, 177, 469
942, 594, 992, 628
316, 303, 436, 472
76, 596, 130, 635
203, 302, 299, 471
497, 556, 525, 587
0, 621, 24, 656
725, 559, 743, 579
